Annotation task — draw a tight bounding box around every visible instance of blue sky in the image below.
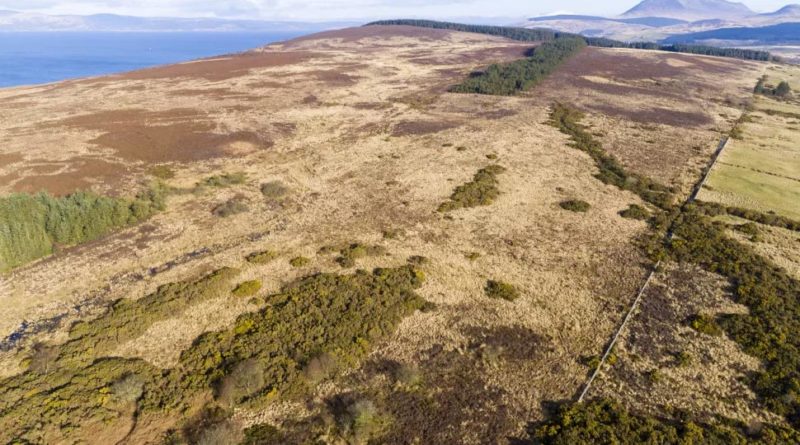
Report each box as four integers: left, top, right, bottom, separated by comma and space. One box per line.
0, 1, 792, 20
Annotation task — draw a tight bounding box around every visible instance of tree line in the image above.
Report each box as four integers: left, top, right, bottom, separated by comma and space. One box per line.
447, 38, 586, 95
367, 20, 775, 62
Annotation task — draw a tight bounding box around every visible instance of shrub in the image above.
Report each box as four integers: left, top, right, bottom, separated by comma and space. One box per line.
242, 424, 284, 445
559, 199, 591, 213
232, 280, 262, 297
549, 103, 674, 209
734, 222, 761, 242
775, 81, 792, 97
336, 243, 387, 268
667, 208, 800, 426
382, 228, 403, 240
212, 198, 249, 217
260, 181, 288, 200
148, 165, 175, 179
246, 250, 277, 264
689, 313, 723, 337
289, 256, 311, 268
675, 351, 692, 367
438, 165, 506, 212
619, 204, 649, 220
335, 399, 389, 444
216, 358, 265, 405
303, 353, 338, 383
0, 265, 426, 443
465, 252, 481, 261
110, 374, 145, 404
485, 280, 519, 301
199, 172, 247, 188
196, 422, 243, 445
529, 399, 800, 444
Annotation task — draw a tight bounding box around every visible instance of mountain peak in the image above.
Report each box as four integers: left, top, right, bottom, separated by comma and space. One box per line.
621, 0, 753, 20
764, 4, 800, 16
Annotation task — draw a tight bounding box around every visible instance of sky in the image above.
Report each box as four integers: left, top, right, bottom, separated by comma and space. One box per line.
0, 0, 793, 21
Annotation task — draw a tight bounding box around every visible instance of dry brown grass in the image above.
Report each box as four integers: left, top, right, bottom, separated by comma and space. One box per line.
0, 25, 770, 443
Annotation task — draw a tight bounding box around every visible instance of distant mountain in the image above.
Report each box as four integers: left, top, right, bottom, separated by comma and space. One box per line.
663, 22, 800, 43
760, 4, 800, 18
0, 10, 356, 32
622, 0, 753, 20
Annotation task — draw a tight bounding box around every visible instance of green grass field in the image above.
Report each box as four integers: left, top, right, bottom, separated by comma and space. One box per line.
699, 80, 800, 220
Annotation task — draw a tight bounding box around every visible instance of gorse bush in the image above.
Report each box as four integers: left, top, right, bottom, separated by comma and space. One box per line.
0, 184, 166, 271
549, 103, 674, 209
450, 38, 586, 96
0, 264, 427, 443
485, 280, 519, 301
696, 201, 800, 232
619, 204, 650, 220
246, 250, 278, 264
689, 313, 723, 337
199, 172, 247, 188
289, 256, 311, 267
530, 399, 800, 443
666, 207, 800, 427
336, 243, 387, 268
232, 280, 262, 297
438, 165, 506, 212
559, 199, 591, 213
212, 198, 249, 217
260, 181, 289, 200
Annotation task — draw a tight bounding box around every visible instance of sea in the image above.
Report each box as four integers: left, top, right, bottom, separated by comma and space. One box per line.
0, 31, 307, 88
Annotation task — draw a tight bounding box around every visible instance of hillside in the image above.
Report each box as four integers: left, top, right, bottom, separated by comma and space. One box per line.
2, 22, 798, 445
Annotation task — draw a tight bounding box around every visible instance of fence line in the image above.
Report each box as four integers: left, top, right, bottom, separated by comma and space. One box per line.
576, 136, 729, 402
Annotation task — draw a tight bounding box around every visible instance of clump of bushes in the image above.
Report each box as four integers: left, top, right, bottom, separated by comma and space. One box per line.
734, 222, 761, 242
529, 399, 800, 443
246, 250, 278, 264
232, 280, 262, 297
755, 76, 792, 98
289, 256, 311, 268
438, 165, 506, 212
689, 314, 723, 336
0, 264, 427, 443
559, 199, 591, 213
212, 198, 249, 217
336, 243, 387, 268
144, 264, 427, 412
199, 172, 247, 188
619, 204, 649, 220
549, 103, 674, 209
260, 181, 288, 200
667, 207, 800, 426
62, 267, 239, 365
696, 201, 800, 232
0, 184, 166, 272
485, 280, 519, 301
